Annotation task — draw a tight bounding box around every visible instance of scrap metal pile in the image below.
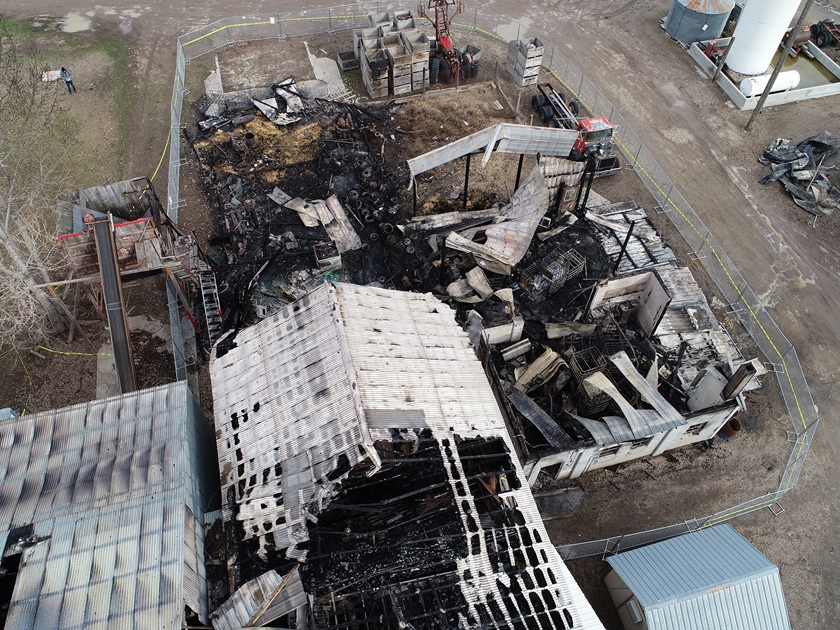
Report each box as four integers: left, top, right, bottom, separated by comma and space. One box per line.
760, 131, 840, 216
185, 83, 749, 470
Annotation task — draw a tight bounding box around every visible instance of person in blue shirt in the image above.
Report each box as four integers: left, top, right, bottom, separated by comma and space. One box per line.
59, 67, 77, 94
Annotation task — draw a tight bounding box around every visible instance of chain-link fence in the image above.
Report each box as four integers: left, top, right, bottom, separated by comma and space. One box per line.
168, 3, 819, 559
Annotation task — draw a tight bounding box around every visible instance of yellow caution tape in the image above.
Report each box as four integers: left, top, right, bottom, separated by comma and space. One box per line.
37, 346, 112, 357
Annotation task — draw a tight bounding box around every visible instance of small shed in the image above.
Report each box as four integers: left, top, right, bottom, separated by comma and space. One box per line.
605, 524, 791, 630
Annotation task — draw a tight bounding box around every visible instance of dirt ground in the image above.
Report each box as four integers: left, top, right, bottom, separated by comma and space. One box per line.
5, 0, 840, 627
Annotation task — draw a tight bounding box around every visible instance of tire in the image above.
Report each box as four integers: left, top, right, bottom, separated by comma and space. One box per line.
568, 99, 580, 116
817, 32, 829, 48
440, 60, 451, 84
470, 63, 478, 79
549, 118, 561, 128
540, 105, 554, 123
557, 91, 566, 103
532, 94, 546, 111
429, 58, 440, 84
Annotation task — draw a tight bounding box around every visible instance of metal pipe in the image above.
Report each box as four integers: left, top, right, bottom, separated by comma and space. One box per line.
576, 156, 597, 216
514, 153, 525, 190
93, 215, 137, 393
612, 221, 636, 275
712, 36, 735, 82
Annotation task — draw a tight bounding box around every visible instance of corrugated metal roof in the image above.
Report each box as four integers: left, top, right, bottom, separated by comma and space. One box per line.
0, 382, 216, 628
407, 123, 577, 178
607, 524, 791, 630
213, 568, 306, 630
590, 204, 677, 271
679, 0, 735, 14
210, 283, 605, 629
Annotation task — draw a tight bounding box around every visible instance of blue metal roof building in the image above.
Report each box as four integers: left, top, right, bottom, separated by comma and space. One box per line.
605, 524, 791, 630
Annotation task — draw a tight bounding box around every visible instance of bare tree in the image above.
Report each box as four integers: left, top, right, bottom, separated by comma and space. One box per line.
0, 20, 77, 350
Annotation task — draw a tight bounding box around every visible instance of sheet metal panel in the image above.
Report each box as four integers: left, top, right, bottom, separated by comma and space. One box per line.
607, 524, 790, 630
4, 541, 49, 630
408, 123, 576, 177
610, 352, 685, 429
570, 415, 616, 446
0, 382, 214, 628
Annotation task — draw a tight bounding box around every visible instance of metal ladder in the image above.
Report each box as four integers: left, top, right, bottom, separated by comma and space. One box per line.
198, 268, 224, 346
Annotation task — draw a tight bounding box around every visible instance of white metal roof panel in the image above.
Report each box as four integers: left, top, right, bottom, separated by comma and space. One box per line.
408, 123, 577, 178
0, 382, 215, 628
607, 524, 791, 630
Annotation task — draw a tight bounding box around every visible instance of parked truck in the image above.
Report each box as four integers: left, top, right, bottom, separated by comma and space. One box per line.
532, 82, 621, 177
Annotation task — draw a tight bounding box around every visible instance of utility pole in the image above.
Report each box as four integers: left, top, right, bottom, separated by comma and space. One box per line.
745, 0, 815, 131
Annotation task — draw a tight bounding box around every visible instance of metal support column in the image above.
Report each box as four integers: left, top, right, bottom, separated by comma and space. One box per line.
514, 153, 525, 191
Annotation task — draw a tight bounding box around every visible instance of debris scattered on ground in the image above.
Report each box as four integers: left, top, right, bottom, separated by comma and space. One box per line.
759, 131, 840, 216
183, 74, 758, 491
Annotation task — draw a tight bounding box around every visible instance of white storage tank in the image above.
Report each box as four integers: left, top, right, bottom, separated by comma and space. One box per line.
664, 0, 735, 44
739, 70, 800, 96
726, 0, 802, 75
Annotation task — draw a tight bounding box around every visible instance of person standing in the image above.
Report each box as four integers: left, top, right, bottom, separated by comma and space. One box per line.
59, 67, 77, 94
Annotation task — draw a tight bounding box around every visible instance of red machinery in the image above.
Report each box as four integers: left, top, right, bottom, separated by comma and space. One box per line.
418, 0, 479, 84
532, 82, 621, 177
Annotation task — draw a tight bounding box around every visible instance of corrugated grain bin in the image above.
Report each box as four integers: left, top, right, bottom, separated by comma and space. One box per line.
664, 0, 734, 44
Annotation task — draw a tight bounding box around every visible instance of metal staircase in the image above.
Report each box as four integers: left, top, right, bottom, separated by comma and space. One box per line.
198, 266, 224, 346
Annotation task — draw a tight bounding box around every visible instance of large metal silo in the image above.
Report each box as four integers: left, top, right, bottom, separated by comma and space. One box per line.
726, 0, 803, 75
664, 0, 735, 44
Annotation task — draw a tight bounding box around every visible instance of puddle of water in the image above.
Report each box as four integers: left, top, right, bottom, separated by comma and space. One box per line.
60, 13, 92, 33
770, 50, 839, 88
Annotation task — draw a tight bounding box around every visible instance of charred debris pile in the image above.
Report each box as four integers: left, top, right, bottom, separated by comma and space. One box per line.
185, 82, 415, 334
185, 82, 741, 465
760, 131, 840, 216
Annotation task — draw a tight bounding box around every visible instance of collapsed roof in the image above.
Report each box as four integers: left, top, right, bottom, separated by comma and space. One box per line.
209, 282, 604, 629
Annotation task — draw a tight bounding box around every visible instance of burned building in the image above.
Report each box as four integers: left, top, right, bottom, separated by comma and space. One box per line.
470, 200, 758, 485
209, 282, 604, 629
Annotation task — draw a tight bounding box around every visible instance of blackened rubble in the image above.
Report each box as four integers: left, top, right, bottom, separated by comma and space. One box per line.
759, 131, 840, 216
186, 86, 425, 341
188, 77, 757, 502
